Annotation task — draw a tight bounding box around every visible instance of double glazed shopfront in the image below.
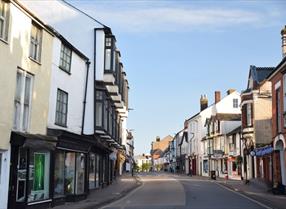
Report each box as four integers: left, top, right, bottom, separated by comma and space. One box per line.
8, 131, 114, 209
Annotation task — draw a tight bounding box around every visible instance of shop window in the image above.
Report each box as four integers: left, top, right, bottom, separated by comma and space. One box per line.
89, 153, 96, 189
232, 162, 237, 172
54, 151, 65, 197
13, 70, 33, 132
65, 152, 75, 194
76, 153, 85, 194
28, 150, 50, 202
95, 154, 100, 188
16, 148, 27, 202
0, 0, 9, 41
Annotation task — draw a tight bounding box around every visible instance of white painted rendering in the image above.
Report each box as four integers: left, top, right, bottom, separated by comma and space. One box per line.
95, 29, 105, 81
48, 37, 88, 134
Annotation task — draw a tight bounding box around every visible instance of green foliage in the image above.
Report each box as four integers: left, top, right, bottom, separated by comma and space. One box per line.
141, 162, 151, 172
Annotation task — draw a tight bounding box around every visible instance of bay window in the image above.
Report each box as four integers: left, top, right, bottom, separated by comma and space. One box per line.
104, 36, 115, 71
246, 103, 252, 127
96, 91, 104, 127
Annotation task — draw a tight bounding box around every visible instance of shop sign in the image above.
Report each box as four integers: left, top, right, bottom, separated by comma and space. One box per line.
251, 145, 273, 157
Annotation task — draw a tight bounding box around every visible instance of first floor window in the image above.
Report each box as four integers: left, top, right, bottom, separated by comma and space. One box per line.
13, 70, 33, 132
233, 98, 239, 108
55, 89, 68, 127
59, 44, 72, 73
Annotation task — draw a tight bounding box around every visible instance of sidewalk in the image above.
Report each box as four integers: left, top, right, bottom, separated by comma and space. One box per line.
186, 174, 286, 209
53, 173, 142, 209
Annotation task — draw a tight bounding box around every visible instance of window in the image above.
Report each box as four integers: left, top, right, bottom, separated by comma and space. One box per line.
96, 91, 104, 127
65, 152, 75, 194
13, 70, 33, 132
246, 103, 252, 127
54, 151, 65, 197
233, 98, 239, 108
59, 44, 72, 73
276, 88, 282, 132
55, 89, 68, 127
28, 151, 50, 202
0, 0, 9, 41
29, 23, 42, 62
75, 153, 85, 194
104, 36, 115, 71
283, 74, 286, 127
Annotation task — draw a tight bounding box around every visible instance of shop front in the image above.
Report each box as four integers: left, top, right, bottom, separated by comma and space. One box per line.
8, 132, 57, 209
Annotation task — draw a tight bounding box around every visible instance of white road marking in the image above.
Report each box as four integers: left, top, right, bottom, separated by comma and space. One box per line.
215, 182, 273, 209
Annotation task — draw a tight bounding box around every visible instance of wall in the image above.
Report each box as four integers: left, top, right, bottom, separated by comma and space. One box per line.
47, 37, 87, 134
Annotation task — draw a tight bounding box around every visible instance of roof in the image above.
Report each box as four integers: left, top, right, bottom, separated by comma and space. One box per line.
267, 56, 286, 80
226, 126, 241, 136
250, 65, 275, 84
206, 114, 241, 125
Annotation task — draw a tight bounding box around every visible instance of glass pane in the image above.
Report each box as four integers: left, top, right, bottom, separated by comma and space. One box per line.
13, 102, 21, 130
105, 49, 111, 70
89, 154, 95, 189
28, 151, 50, 202
15, 72, 22, 101
76, 153, 85, 194
54, 151, 65, 197
95, 155, 99, 188
0, 19, 3, 38
24, 76, 31, 104
17, 148, 27, 202
22, 104, 29, 131
65, 152, 75, 194
96, 102, 103, 127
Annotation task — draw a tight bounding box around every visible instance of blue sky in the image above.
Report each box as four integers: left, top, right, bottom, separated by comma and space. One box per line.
70, 0, 286, 155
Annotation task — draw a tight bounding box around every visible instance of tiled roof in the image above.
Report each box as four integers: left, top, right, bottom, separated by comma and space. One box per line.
226, 126, 241, 136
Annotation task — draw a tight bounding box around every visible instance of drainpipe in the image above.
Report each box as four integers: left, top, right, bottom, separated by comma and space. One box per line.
82, 60, 91, 135
94, 28, 97, 136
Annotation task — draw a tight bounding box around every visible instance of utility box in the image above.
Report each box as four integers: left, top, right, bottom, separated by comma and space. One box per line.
211, 170, 216, 180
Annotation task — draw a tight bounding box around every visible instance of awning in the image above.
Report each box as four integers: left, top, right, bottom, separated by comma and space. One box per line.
10, 131, 57, 150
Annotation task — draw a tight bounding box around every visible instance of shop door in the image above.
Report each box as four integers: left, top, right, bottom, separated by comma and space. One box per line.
192, 159, 196, 175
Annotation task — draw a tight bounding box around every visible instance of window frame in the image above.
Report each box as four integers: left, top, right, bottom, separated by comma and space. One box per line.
104, 35, 115, 72
29, 22, 42, 62
13, 69, 33, 132
0, 0, 9, 42
246, 103, 252, 127
233, 98, 239, 108
55, 89, 68, 127
59, 43, 72, 74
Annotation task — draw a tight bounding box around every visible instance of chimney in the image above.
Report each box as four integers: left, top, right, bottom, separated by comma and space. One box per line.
215, 91, 221, 104
156, 136, 160, 142
281, 26, 286, 57
227, 89, 236, 95
200, 95, 208, 111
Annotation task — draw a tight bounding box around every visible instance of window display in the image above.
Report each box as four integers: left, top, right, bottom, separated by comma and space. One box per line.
54, 151, 65, 197
16, 148, 27, 202
65, 152, 75, 194
76, 153, 85, 194
28, 150, 50, 202
89, 153, 95, 189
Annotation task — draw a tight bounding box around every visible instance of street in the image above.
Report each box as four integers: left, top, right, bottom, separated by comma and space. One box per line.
101, 173, 270, 209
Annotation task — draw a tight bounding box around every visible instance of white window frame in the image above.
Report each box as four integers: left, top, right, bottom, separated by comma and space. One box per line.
0, 0, 9, 41
233, 98, 239, 108
283, 74, 286, 127
29, 23, 42, 62
13, 69, 33, 132
246, 103, 252, 127
59, 43, 72, 73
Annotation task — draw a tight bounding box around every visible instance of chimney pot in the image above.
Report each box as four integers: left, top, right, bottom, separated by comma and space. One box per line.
215, 91, 221, 104
200, 94, 208, 111
281, 25, 286, 57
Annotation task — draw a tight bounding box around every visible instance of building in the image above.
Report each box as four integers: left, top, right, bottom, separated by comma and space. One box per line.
267, 26, 286, 190
168, 138, 177, 172
0, 0, 55, 208
134, 154, 151, 172
21, 0, 130, 186
205, 113, 241, 178
124, 130, 135, 173
240, 65, 274, 184
185, 90, 241, 177
174, 130, 184, 173
151, 135, 173, 171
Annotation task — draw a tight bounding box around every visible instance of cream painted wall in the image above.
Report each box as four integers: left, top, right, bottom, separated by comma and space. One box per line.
0, 2, 53, 149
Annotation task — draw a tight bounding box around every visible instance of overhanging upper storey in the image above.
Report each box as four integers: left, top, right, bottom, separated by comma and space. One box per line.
95, 28, 129, 110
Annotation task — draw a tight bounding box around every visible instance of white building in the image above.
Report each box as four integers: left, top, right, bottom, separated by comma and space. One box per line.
185, 90, 241, 177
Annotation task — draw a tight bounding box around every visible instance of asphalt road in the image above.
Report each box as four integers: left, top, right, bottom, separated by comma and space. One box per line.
100, 173, 270, 209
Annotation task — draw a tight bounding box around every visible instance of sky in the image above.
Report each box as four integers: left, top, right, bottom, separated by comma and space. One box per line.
69, 0, 286, 155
